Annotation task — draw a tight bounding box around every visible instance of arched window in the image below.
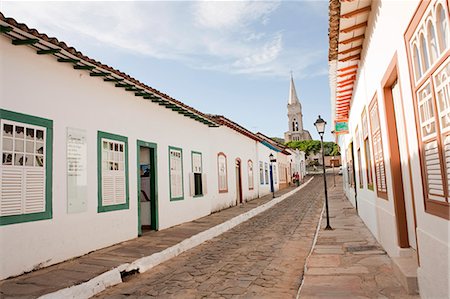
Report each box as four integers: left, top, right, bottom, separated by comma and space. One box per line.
413, 43, 423, 80
217, 153, 228, 193
427, 21, 439, 64
420, 33, 430, 71
436, 4, 449, 53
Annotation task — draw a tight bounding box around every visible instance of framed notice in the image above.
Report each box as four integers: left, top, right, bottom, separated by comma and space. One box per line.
169, 147, 184, 200
67, 127, 87, 213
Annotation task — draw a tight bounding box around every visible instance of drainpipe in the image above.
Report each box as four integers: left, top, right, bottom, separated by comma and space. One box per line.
255, 140, 260, 198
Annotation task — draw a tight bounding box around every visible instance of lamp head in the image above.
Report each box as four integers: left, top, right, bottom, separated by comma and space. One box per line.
314, 115, 326, 135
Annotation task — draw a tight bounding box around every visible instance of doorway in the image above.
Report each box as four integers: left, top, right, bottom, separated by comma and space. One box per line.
235, 159, 243, 204
137, 140, 158, 235
382, 57, 416, 249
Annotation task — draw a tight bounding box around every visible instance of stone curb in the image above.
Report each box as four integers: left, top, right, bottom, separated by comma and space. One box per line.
296, 198, 325, 299
38, 177, 314, 299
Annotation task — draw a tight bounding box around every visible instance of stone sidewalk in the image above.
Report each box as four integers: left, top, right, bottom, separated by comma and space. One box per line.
0, 182, 303, 299
299, 176, 420, 298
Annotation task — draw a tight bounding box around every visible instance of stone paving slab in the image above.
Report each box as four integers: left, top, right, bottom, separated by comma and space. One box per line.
299, 176, 420, 299
0, 183, 301, 299
94, 175, 325, 298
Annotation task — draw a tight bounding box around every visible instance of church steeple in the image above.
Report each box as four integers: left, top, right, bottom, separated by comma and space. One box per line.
284, 73, 311, 142
288, 73, 300, 106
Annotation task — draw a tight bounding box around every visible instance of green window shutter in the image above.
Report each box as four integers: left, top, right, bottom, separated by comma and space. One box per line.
97, 132, 129, 212
0, 109, 53, 225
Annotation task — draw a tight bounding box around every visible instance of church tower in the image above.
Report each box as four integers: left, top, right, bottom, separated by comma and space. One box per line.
284, 74, 312, 142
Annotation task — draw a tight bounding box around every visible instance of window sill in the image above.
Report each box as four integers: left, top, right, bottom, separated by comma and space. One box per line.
98, 202, 129, 213
170, 196, 184, 201
0, 211, 52, 226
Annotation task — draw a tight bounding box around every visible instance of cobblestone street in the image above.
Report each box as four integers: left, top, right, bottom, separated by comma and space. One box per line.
96, 177, 324, 298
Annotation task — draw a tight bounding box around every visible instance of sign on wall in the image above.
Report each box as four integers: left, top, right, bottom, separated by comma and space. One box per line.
170, 148, 183, 199
218, 154, 227, 191
335, 120, 349, 135
67, 127, 87, 213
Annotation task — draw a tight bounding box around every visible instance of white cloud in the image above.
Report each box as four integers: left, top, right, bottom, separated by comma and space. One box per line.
232, 33, 282, 69
1, 1, 325, 78
193, 1, 279, 30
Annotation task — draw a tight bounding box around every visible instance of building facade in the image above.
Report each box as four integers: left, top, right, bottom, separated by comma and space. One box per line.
0, 14, 303, 280
328, 0, 449, 297
284, 75, 312, 142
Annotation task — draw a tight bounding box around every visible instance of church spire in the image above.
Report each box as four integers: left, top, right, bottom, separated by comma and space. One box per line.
288, 73, 300, 106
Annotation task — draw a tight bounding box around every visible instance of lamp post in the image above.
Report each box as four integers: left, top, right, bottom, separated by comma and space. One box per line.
331, 130, 336, 187
269, 153, 276, 198
314, 115, 332, 230
332, 156, 336, 187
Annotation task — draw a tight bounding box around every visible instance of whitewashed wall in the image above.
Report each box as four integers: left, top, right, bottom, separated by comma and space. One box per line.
0, 34, 277, 280
339, 1, 449, 297
208, 126, 259, 212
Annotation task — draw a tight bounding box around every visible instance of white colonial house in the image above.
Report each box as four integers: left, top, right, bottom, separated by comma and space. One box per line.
328, 0, 449, 297
0, 13, 305, 280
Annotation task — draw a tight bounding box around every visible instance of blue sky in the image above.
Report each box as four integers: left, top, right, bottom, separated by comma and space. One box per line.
1, 1, 333, 141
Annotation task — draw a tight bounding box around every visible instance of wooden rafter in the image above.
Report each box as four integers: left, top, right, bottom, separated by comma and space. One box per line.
12, 38, 38, 45
339, 34, 364, 45
0, 25, 13, 33
337, 87, 353, 93
340, 21, 368, 33
338, 45, 363, 55
338, 64, 358, 73
37, 48, 60, 55
337, 76, 356, 84
339, 53, 361, 62
341, 6, 371, 19
74, 65, 95, 70
338, 81, 354, 88
57, 58, 79, 63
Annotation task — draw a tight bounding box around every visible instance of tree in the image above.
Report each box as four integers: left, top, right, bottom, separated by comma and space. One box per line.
286, 140, 340, 157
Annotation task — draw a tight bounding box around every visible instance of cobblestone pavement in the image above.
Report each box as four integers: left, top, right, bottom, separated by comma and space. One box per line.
96, 176, 325, 299
0, 182, 299, 299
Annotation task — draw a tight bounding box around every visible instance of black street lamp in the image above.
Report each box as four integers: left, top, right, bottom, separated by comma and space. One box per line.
269, 153, 277, 198
314, 115, 332, 230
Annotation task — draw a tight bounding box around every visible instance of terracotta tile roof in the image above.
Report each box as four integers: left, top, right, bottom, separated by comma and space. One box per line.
328, 0, 341, 61
208, 115, 263, 142
0, 12, 219, 127
256, 132, 291, 155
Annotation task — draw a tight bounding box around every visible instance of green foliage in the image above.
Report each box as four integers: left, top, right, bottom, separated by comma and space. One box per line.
286, 140, 341, 157
270, 137, 285, 144
329, 143, 341, 156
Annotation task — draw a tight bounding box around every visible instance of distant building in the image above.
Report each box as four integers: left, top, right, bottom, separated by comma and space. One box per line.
284, 75, 312, 142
